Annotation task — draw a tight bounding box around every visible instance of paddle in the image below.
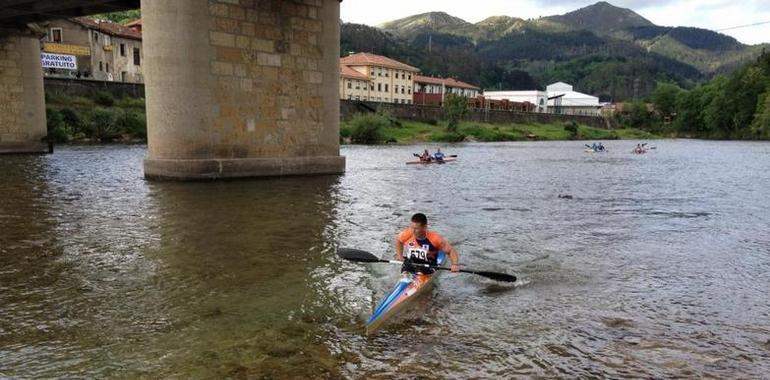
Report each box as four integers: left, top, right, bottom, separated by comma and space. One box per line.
413, 153, 458, 158
337, 248, 517, 283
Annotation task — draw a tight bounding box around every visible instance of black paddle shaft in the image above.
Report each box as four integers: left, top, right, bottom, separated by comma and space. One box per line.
337, 248, 517, 283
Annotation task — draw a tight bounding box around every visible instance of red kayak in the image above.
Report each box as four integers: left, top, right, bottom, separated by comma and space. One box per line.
406, 157, 457, 165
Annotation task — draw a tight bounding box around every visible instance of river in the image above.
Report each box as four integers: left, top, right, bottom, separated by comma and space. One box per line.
1, 140, 768, 378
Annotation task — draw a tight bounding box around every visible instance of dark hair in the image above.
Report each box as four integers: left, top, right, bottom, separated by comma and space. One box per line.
411, 213, 428, 225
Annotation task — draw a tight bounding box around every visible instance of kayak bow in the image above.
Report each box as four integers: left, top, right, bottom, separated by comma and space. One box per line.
366, 252, 446, 334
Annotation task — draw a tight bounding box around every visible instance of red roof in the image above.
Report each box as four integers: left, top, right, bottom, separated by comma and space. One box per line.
126, 19, 142, 27
71, 17, 142, 40
340, 64, 370, 80
414, 75, 479, 90
340, 52, 419, 72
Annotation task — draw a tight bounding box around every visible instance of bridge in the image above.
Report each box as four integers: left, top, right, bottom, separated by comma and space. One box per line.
0, 0, 345, 179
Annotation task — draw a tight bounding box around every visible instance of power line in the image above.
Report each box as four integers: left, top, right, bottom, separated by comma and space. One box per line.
716, 20, 770, 32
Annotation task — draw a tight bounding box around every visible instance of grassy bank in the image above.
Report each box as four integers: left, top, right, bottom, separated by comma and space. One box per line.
340, 113, 657, 144
45, 92, 146, 143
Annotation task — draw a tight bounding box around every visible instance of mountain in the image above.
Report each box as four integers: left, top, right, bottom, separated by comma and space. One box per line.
348, 2, 768, 101
379, 12, 474, 37
544, 1, 654, 34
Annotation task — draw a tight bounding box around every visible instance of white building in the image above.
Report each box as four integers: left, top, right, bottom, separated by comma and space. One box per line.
484, 82, 601, 115
483, 90, 548, 113
545, 82, 601, 116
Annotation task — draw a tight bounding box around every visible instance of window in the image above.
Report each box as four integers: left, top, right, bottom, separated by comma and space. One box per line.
408, 74, 411, 80
370, 70, 374, 76
105, 62, 109, 72
93, 31, 98, 42
347, 80, 351, 89
377, 83, 381, 92
121, 71, 127, 82
401, 86, 405, 94
50, 28, 62, 43
395, 72, 399, 79
99, 61, 103, 71
120, 43, 126, 57
133, 48, 141, 66
370, 84, 374, 90
378, 68, 382, 76
355, 80, 360, 90
385, 84, 388, 92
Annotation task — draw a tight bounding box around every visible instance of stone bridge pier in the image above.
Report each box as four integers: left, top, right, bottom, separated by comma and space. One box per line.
0, 29, 47, 154
143, 0, 345, 180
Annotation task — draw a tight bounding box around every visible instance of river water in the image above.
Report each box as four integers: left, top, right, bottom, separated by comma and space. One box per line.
1, 141, 768, 379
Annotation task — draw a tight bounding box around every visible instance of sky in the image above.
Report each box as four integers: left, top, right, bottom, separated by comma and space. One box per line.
340, 0, 770, 45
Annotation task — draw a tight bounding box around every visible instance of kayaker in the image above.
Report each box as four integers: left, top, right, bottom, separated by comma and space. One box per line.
597, 142, 605, 152
394, 213, 460, 274
419, 149, 432, 162
433, 148, 445, 163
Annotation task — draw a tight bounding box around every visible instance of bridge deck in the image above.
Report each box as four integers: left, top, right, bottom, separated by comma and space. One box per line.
0, 0, 139, 27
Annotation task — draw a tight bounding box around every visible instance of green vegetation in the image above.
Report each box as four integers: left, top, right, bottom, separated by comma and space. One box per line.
442, 93, 469, 132
341, 113, 653, 144
45, 92, 146, 143
615, 52, 770, 139
92, 10, 140, 25
346, 3, 768, 102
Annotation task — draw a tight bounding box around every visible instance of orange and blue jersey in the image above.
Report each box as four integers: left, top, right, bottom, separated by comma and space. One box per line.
397, 228, 449, 266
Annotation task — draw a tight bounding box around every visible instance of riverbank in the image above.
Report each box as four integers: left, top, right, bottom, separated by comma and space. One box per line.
44, 93, 657, 144
44, 92, 146, 143
340, 113, 657, 144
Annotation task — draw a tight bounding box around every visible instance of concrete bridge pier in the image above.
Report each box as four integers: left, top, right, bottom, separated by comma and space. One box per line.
0, 30, 48, 154
143, 0, 345, 180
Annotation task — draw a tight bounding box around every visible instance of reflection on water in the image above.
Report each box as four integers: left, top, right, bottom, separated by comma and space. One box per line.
1, 141, 769, 378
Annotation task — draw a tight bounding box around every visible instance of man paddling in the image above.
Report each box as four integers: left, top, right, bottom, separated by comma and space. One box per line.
394, 213, 460, 274
433, 148, 446, 163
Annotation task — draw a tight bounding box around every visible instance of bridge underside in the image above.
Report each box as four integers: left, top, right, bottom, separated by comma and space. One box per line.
0, 0, 140, 28
0, 0, 345, 179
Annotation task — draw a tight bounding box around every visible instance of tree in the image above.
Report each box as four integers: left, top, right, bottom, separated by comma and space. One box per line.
442, 93, 468, 132
751, 89, 770, 139
651, 82, 681, 121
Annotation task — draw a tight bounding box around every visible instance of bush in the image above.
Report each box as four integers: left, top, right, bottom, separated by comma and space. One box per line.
86, 108, 120, 141
564, 121, 579, 139
94, 91, 115, 107
442, 93, 469, 132
116, 110, 146, 138
348, 113, 388, 143
46, 108, 70, 142
58, 107, 84, 135
115, 97, 146, 109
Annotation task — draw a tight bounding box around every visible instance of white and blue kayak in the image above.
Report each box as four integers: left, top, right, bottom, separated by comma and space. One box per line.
366, 251, 446, 335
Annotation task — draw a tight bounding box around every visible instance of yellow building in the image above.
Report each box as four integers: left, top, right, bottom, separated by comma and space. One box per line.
339, 52, 418, 104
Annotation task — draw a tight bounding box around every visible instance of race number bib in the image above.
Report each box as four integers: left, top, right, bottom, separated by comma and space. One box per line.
405, 244, 429, 261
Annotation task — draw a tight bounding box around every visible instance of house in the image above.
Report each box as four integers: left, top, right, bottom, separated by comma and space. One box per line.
545, 82, 601, 116
483, 90, 549, 113
413, 75, 480, 106
339, 52, 419, 104
339, 64, 371, 101
42, 17, 143, 83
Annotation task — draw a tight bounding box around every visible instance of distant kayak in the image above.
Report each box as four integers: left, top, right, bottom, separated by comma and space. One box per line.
406, 157, 457, 165
584, 149, 607, 153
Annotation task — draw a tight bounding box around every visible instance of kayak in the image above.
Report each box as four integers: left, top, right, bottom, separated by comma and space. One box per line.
584, 149, 607, 153
632, 150, 648, 154
406, 157, 457, 165
366, 251, 446, 335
